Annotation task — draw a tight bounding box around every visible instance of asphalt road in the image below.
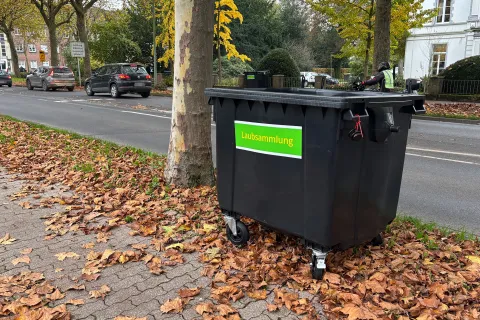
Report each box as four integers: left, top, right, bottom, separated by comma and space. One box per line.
1, 86, 479, 235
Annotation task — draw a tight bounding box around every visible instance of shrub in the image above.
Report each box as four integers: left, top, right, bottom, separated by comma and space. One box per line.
213, 56, 254, 78
19, 72, 28, 78
440, 56, 480, 80
163, 74, 173, 87
257, 48, 300, 78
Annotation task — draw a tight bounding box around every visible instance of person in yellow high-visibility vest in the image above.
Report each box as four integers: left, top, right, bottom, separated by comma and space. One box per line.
361, 62, 394, 92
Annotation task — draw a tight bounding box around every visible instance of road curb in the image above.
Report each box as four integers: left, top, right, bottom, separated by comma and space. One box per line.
413, 115, 480, 125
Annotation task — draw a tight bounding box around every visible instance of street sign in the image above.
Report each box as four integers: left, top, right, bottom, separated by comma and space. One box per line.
39, 50, 46, 63
71, 42, 85, 58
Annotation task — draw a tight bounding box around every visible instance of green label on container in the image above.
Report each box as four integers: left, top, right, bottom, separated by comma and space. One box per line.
234, 121, 302, 159
246, 75, 255, 80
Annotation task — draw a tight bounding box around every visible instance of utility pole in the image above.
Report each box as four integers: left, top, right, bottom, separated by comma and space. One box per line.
152, 0, 158, 87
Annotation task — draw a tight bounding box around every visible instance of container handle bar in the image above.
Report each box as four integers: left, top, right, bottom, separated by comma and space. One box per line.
343, 109, 369, 121
399, 103, 427, 115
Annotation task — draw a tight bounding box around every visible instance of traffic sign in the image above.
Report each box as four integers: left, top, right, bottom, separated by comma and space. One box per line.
39, 50, 46, 63
71, 42, 85, 58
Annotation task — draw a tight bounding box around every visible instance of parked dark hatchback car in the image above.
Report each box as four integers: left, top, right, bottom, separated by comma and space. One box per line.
26, 66, 75, 91
0, 70, 12, 87
85, 63, 152, 98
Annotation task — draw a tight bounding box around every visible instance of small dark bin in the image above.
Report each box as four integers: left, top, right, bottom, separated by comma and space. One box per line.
244, 71, 269, 88
205, 87, 425, 279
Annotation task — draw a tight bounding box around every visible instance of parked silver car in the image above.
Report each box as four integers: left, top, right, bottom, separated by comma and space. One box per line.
26, 66, 75, 91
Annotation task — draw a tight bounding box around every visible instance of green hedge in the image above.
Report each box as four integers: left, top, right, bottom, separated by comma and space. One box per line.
213, 56, 253, 78
440, 56, 480, 80
257, 48, 300, 78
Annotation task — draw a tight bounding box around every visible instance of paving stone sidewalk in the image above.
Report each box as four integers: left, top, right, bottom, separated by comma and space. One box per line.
0, 168, 325, 320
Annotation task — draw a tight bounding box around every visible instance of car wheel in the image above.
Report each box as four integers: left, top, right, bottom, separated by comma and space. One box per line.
8, 83, 12, 87
52, 88, 57, 91
26, 80, 33, 90
42, 81, 49, 91
110, 84, 120, 98
67, 86, 74, 92
85, 83, 94, 96
140, 92, 150, 98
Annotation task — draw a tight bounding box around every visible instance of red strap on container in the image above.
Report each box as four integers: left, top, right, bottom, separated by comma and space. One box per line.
354, 114, 364, 138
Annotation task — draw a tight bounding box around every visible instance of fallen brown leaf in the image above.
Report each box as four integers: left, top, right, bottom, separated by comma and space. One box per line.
55, 251, 80, 261
12, 255, 31, 265
89, 284, 111, 299
267, 304, 279, 312
67, 299, 85, 305
247, 290, 267, 300
20, 248, 33, 255
83, 242, 95, 249
178, 287, 201, 298
217, 304, 238, 316
0, 233, 16, 245
195, 302, 215, 315
160, 297, 184, 313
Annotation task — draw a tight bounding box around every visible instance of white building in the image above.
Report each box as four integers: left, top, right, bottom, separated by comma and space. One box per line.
404, 0, 480, 78
0, 33, 12, 71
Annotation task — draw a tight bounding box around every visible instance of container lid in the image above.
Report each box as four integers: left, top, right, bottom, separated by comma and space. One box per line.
205, 88, 425, 109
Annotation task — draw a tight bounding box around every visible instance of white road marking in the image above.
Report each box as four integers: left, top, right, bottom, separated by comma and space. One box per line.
406, 153, 480, 166
121, 110, 172, 120
407, 147, 480, 158
71, 99, 86, 102
121, 110, 216, 126
54, 100, 69, 103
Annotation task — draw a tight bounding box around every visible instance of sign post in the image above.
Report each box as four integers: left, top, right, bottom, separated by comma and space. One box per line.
70, 42, 85, 86
39, 50, 46, 64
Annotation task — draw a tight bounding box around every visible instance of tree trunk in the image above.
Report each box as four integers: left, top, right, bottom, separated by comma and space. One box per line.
23, 38, 29, 72
165, 0, 215, 187
363, 0, 375, 79
363, 34, 371, 79
76, 10, 91, 78
47, 24, 59, 66
216, 6, 221, 84
373, 0, 391, 71
398, 58, 404, 78
5, 30, 19, 77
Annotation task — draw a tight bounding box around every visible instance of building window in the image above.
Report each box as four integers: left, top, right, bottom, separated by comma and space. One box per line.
19, 61, 26, 68
436, 0, 451, 23
14, 28, 20, 35
42, 61, 50, 67
40, 45, 48, 53
431, 44, 447, 75
28, 44, 36, 53
15, 43, 24, 52
30, 60, 37, 69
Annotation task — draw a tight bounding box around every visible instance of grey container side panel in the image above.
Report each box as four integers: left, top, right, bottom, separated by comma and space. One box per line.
329, 106, 412, 250
302, 107, 342, 249
215, 98, 237, 211
231, 101, 306, 237
354, 108, 412, 244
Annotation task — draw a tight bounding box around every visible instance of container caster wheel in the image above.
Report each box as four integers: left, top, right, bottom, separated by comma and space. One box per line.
225, 219, 249, 247
371, 234, 384, 246
310, 249, 328, 280
311, 256, 326, 280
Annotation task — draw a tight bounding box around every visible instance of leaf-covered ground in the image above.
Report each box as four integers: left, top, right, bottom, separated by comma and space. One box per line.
425, 102, 480, 119
0, 116, 479, 320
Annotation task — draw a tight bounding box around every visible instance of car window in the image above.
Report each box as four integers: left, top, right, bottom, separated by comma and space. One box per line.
0, 70, 7, 75
96, 67, 106, 76
53, 67, 72, 73
104, 66, 114, 75
122, 66, 147, 74
110, 65, 121, 74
